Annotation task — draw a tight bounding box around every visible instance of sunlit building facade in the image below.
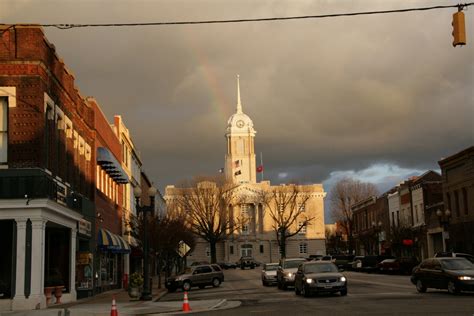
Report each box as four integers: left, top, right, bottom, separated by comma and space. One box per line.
166, 76, 326, 264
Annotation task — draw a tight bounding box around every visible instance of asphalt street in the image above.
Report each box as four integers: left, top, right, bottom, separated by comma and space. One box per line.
160, 266, 474, 315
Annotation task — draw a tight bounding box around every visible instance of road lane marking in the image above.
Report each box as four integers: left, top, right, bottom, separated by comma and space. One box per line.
347, 277, 414, 289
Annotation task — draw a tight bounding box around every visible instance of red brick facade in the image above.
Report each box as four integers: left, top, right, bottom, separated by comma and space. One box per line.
89, 97, 124, 235
0, 25, 95, 199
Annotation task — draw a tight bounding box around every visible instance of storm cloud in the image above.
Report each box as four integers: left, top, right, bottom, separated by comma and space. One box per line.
2, 0, 473, 221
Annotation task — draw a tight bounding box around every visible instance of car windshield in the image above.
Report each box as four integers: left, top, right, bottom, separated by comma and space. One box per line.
441, 258, 474, 270
305, 263, 338, 273
265, 264, 278, 271
284, 260, 305, 269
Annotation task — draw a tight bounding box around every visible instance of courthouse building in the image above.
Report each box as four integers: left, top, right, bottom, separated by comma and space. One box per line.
166, 77, 326, 264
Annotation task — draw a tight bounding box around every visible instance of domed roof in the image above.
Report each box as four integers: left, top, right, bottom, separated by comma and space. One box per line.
226, 75, 256, 136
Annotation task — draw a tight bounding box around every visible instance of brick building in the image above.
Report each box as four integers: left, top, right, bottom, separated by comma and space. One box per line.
438, 146, 474, 255
0, 25, 96, 310
0, 25, 142, 311
352, 194, 390, 256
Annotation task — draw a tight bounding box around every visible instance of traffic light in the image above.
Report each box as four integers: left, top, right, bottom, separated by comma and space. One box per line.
452, 11, 466, 47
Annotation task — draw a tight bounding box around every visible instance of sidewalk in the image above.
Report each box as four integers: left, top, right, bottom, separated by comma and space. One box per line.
1, 276, 240, 316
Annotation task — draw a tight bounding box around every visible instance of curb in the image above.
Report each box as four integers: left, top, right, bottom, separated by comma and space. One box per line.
154, 290, 169, 301
209, 299, 227, 309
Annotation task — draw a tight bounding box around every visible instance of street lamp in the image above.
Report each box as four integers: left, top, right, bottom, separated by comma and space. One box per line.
134, 185, 157, 301
371, 221, 383, 255
436, 209, 451, 251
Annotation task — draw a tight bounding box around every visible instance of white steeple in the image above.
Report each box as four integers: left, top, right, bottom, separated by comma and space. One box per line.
225, 75, 257, 184
237, 74, 243, 114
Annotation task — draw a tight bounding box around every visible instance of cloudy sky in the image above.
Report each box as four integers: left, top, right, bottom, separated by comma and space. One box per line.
2, 0, 473, 221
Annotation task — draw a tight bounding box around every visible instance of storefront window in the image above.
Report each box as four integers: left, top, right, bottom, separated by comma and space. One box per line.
76, 252, 93, 290
99, 253, 117, 286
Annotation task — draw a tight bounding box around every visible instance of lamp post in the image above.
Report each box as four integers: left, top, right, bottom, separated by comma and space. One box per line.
436, 209, 451, 252
371, 221, 382, 255
133, 185, 157, 301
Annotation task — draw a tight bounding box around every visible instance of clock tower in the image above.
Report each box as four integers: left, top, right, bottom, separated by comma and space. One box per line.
225, 75, 257, 184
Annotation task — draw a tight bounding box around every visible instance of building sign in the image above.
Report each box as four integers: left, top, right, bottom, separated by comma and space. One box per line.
78, 219, 92, 237
402, 239, 414, 246
56, 181, 67, 206
76, 252, 93, 265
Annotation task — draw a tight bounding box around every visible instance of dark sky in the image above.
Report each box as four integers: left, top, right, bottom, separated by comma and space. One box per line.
3, 0, 473, 222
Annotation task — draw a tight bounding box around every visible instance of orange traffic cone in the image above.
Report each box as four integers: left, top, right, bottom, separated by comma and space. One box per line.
110, 295, 118, 316
182, 291, 191, 312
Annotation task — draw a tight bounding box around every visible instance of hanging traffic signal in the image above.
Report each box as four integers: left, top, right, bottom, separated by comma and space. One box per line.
452, 11, 466, 47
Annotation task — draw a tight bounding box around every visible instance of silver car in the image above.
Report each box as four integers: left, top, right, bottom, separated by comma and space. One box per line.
294, 261, 347, 297
261, 263, 279, 286
277, 258, 307, 290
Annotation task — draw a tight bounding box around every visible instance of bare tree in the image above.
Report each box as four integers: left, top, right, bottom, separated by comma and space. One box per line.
259, 184, 314, 258
329, 178, 378, 254
167, 177, 241, 263
148, 213, 196, 285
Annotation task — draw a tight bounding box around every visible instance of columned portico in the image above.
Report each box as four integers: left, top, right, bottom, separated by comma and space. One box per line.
14, 219, 27, 305
0, 199, 82, 311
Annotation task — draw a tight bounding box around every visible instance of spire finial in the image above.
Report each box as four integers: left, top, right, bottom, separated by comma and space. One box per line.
237, 74, 242, 113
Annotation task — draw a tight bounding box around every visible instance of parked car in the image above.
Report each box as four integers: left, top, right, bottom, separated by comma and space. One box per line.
321, 255, 335, 263
165, 264, 224, 292
350, 256, 365, 271
377, 257, 419, 275
261, 263, 279, 286
218, 262, 237, 269
277, 258, 307, 290
411, 257, 474, 294
294, 261, 347, 297
239, 256, 257, 269
308, 255, 323, 261
434, 252, 474, 263
333, 255, 355, 270
353, 255, 395, 273
190, 261, 210, 267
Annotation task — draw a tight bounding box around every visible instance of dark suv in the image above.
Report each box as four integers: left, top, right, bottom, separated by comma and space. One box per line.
165, 264, 224, 292
239, 256, 256, 269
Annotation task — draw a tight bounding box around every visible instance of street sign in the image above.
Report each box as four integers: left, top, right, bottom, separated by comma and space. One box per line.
177, 240, 191, 257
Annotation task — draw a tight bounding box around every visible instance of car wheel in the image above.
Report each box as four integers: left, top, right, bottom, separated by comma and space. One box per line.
416, 280, 426, 293
447, 281, 459, 294
182, 281, 191, 292
251, 265, 255, 269
262, 280, 267, 286
212, 278, 221, 287
302, 285, 310, 297
295, 284, 301, 295
340, 288, 348, 296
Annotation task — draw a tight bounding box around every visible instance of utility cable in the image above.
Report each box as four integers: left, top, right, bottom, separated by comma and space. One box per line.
1, 3, 472, 30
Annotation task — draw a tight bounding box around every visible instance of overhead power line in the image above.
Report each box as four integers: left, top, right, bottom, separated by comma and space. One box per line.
2, 3, 473, 29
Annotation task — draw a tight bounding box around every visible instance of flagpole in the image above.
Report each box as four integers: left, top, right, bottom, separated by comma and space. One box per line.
260, 152, 264, 182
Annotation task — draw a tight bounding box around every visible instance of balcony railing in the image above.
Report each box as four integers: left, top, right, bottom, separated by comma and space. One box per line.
0, 168, 92, 216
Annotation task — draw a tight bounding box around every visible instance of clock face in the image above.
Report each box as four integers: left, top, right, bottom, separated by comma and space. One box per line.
236, 120, 245, 128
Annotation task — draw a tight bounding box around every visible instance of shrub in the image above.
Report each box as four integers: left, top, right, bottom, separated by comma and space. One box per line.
129, 272, 143, 288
